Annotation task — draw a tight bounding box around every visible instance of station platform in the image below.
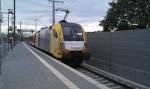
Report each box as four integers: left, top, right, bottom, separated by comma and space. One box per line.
0, 42, 110, 89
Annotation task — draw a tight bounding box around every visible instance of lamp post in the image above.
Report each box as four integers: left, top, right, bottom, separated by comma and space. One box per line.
8, 9, 13, 38
13, 0, 16, 46
0, 0, 2, 75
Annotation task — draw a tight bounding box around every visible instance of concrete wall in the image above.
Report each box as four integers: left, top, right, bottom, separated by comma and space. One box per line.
86, 29, 150, 87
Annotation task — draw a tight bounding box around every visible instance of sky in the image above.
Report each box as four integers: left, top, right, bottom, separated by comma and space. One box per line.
1, 0, 111, 33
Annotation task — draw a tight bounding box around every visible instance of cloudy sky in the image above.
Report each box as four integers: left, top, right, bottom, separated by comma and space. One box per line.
1, 0, 111, 32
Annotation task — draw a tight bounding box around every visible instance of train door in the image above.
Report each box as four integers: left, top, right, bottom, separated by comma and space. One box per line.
44, 29, 50, 52
36, 33, 38, 47
50, 30, 52, 53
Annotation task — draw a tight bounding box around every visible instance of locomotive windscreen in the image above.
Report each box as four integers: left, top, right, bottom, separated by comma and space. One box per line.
61, 23, 83, 41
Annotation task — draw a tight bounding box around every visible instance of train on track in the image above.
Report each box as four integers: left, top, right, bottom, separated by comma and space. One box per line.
29, 20, 89, 66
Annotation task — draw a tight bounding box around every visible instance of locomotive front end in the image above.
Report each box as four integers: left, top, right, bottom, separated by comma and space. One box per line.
60, 22, 89, 65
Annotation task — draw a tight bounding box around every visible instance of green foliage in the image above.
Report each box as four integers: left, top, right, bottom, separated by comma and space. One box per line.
100, 0, 150, 32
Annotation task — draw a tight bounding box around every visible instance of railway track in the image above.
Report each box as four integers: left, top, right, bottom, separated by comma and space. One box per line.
28, 43, 146, 89
76, 64, 133, 89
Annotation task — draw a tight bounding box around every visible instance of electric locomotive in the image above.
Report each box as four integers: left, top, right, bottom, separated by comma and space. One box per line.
32, 20, 89, 66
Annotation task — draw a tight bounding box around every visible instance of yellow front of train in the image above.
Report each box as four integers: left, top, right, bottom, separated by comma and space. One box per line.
51, 21, 89, 66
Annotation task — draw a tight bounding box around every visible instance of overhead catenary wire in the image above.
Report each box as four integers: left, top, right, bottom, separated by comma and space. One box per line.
2, 0, 81, 31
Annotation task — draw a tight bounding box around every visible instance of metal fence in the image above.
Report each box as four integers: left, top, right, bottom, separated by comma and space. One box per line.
0, 37, 13, 75
87, 29, 150, 87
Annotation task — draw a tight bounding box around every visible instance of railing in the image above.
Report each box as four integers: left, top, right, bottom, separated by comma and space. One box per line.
0, 39, 14, 75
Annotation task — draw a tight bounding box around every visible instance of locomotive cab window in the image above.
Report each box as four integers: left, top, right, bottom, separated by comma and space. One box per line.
62, 26, 83, 41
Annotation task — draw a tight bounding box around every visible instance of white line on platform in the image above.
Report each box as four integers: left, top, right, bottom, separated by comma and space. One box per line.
23, 43, 80, 89
26, 43, 111, 89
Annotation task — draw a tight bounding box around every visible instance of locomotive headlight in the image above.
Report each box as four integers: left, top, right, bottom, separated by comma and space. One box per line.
84, 43, 88, 48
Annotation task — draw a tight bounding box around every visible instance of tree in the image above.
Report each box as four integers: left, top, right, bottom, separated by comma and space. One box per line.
100, 0, 150, 32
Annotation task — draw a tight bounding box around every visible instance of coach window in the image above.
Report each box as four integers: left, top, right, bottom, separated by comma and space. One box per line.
53, 30, 58, 38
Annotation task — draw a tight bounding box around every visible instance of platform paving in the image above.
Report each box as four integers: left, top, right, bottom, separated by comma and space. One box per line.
0, 43, 110, 89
